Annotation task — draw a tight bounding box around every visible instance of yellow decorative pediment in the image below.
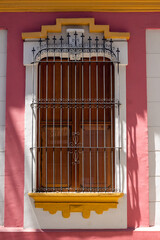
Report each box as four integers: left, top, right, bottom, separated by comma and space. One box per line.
29, 192, 124, 218
22, 18, 130, 40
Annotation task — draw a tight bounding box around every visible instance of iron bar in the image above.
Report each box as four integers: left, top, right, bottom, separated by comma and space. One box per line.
118, 101, 121, 192
38, 40, 42, 191
116, 48, 120, 74
74, 58, 77, 191
82, 43, 84, 192
38, 186, 113, 192
96, 40, 99, 192
60, 37, 63, 192
45, 62, 48, 191
117, 59, 121, 192
110, 63, 113, 192
89, 36, 92, 192
31, 47, 35, 192
34, 60, 119, 64
38, 63, 41, 191
74, 31, 78, 47
25, 39, 127, 43
52, 46, 55, 191
32, 101, 118, 105
31, 146, 120, 149
67, 50, 70, 191
103, 49, 106, 192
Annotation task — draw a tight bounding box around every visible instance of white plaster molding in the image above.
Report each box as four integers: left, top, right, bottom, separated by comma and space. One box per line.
24, 25, 127, 229
0, 30, 7, 226
146, 29, 160, 226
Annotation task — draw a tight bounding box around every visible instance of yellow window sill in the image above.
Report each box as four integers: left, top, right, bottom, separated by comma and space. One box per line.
29, 192, 124, 218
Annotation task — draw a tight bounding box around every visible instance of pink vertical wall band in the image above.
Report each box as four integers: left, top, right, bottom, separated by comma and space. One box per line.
2, 12, 157, 228
4, 21, 25, 227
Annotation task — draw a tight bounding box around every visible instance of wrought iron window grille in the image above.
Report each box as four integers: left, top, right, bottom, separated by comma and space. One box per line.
29, 31, 122, 193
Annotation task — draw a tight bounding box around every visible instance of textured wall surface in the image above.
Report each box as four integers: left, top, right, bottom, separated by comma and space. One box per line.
146, 29, 160, 226
0, 29, 7, 226
0, 12, 155, 229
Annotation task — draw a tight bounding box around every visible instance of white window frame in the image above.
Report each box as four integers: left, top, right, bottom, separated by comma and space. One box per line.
23, 27, 128, 229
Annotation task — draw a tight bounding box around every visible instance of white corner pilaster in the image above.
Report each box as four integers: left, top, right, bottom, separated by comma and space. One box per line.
0, 29, 7, 226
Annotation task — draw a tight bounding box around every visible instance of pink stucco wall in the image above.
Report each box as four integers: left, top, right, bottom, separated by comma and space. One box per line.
0, 11, 158, 229
1, 229, 160, 240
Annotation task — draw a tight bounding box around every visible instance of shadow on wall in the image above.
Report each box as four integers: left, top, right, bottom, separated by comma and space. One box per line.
127, 111, 141, 228
148, 134, 159, 226
0, 230, 134, 240
4, 107, 24, 227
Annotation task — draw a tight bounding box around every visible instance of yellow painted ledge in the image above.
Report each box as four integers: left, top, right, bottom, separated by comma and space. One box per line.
1, 0, 160, 12
22, 18, 130, 40
29, 192, 124, 218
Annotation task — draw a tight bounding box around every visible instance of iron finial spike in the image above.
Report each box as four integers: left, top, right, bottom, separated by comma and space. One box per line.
46, 35, 49, 43
81, 33, 84, 38
102, 36, 106, 41
102, 36, 106, 49
53, 36, 56, 45
116, 47, 120, 61
60, 36, 63, 47
32, 47, 35, 55
110, 38, 113, 56
95, 36, 99, 41
32, 47, 35, 61
74, 31, 78, 46
81, 33, 85, 47
88, 36, 92, 49
88, 36, 92, 41
95, 36, 99, 51
116, 47, 120, 73
110, 39, 113, 47
67, 32, 70, 45
39, 38, 42, 47
116, 47, 120, 53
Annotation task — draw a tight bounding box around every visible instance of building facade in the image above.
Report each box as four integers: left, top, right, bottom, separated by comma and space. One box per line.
0, 1, 160, 239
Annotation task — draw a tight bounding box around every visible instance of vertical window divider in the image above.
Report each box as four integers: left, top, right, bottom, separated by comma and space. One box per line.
81, 33, 84, 192
117, 48, 121, 192
32, 47, 35, 192
95, 36, 99, 192
45, 36, 49, 191
74, 31, 77, 191
38, 39, 42, 192
53, 36, 56, 191
60, 36, 63, 192
88, 36, 92, 192
67, 33, 70, 191
110, 45, 113, 192
103, 37, 106, 192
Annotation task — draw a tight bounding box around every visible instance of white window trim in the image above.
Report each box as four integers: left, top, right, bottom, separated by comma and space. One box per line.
0, 29, 7, 227
23, 30, 128, 229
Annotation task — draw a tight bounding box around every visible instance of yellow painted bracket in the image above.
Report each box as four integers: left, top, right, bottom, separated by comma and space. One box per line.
29, 192, 124, 218
22, 18, 130, 40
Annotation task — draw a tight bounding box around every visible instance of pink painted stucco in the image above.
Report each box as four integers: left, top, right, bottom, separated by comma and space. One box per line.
1, 11, 159, 229
1, 229, 160, 240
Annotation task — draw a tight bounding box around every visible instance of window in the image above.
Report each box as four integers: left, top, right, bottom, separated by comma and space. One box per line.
37, 56, 115, 192
23, 19, 128, 224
